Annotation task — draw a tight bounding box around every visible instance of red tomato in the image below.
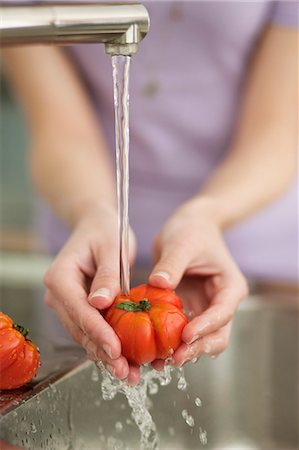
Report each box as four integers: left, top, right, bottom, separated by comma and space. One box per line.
0, 312, 40, 390
105, 284, 188, 365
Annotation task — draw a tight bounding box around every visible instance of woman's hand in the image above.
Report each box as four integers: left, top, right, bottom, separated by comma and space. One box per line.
149, 198, 248, 368
44, 206, 140, 384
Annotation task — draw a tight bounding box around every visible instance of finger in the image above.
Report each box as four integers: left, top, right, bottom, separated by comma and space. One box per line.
87, 350, 130, 380
45, 290, 85, 346
151, 359, 165, 371
182, 281, 246, 345
96, 348, 129, 380
173, 323, 232, 367
83, 343, 129, 380
46, 293, 130, 379
46, 291, 102, 359
44, 270, 122, 360
88, 240, 120, 308
127, 364, 140, 386
88, 227, 137, 309
149, 243, 191, 290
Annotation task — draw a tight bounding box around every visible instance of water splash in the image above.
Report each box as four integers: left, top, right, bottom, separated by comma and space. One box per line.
96, 360, 208, 448
97, 361, 160, 449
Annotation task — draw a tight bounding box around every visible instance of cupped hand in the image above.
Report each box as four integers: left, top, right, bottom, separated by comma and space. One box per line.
44, 206, 140, 384
148, 198, 248, 369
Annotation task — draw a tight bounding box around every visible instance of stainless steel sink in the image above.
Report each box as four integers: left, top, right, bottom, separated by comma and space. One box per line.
0, 282, 298, 449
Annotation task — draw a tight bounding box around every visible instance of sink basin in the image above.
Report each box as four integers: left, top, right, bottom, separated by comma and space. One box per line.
0, 288, 298, 450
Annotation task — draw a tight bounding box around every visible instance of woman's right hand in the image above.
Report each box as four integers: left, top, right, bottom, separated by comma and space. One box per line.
43, 205, 139, 384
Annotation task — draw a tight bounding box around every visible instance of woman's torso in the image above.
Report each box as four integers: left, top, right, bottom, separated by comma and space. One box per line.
40, 1, 298, 282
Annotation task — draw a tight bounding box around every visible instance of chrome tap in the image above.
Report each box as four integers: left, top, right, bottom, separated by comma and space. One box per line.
0, 2, 150, 55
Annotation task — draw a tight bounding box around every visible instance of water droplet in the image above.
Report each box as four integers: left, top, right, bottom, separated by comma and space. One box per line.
177, 376, 188, 391
30, 423, 37, 433
168, 426, 175, 436
91, 368, 99, 382
49, 384, 57, 394
148, 381, 158, 395
107, 436, 124, 450
182, 409, 195, 427
191, 357, 198, 364
199, 427, 208, 445
159, 371, 172, 386
195, 397, 202, 407
115, 421, 123, 432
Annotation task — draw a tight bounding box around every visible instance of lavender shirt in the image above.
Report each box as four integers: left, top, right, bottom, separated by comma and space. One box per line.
39, 1, 298, 282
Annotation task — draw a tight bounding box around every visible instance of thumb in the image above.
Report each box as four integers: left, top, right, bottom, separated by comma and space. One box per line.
88, 243, 120, 310
88, 229, 137, 309
149, 243, 190, 290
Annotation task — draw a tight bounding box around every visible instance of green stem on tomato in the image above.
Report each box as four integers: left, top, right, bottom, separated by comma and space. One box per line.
115, 299, 151, 312
13, 323, 29, 338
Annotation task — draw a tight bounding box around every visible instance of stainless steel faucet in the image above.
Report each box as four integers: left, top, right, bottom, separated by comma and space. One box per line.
0, 2, 150, 55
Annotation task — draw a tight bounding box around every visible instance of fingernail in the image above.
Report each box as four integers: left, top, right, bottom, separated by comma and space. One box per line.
152, 271, 170, 281
89, 288, 111, 300
103, 343, 113, 359
186, 334, 199, 345
106, 364, 115, 376
185, 322, 210, 344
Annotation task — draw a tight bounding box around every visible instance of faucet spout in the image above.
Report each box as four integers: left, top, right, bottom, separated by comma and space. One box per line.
0, 2, 150, 55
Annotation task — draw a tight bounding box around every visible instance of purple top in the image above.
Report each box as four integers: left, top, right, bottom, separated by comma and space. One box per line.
38, 1, 298, 282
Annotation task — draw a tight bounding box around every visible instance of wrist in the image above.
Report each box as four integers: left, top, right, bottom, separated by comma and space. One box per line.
181, 196, 229, 230
67, 199, 117, 228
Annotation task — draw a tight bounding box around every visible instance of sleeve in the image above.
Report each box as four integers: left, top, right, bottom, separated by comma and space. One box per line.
269, 1, 299, 28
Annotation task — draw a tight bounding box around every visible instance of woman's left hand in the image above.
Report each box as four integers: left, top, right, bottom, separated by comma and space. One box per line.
148, 198, 248, 368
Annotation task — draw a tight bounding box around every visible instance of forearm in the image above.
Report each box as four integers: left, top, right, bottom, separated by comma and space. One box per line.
31, 128, 116, 226
198, 126, 297, 229
2, 46, 116, 227
194, 26, 297, 229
